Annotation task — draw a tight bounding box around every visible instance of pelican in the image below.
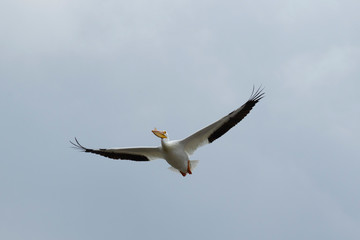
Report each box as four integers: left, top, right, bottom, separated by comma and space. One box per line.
70, 87, 264, 176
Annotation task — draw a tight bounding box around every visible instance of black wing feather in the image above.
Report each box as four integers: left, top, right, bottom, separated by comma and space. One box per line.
208, 86, 264, 143
70, 138, 150, 161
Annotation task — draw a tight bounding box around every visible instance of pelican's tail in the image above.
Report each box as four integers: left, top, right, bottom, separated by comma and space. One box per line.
189, 160, 199, 171
168, 160, 200, 174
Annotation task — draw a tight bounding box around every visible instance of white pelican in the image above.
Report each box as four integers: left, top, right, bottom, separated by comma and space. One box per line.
70, 87, 264, 176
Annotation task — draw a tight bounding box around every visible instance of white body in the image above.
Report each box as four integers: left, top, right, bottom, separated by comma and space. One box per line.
161, 139, 189, 173
70, 87, 264, 176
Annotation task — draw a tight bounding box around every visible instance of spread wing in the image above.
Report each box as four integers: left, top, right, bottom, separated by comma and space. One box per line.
70, 138, 163, 161
180, 86, 264, 155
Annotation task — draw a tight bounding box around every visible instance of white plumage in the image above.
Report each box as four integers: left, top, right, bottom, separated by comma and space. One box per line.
70, 87, 264, 176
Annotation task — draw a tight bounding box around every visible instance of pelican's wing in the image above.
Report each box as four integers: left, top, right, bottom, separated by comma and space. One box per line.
70, 138, 163, 161
180, 87, 264, 155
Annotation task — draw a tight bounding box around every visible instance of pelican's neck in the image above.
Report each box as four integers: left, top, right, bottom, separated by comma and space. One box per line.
161, 137, 169, 148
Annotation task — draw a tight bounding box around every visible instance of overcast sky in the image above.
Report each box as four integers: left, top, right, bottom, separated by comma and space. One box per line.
1, 0, 359, 239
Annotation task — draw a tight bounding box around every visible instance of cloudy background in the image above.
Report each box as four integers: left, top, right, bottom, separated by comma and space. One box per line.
1, 0, 359, 239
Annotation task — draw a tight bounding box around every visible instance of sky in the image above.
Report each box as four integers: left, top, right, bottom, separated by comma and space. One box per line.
1, 0, 360, 239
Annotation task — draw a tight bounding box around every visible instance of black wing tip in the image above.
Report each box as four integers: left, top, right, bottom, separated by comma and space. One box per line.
69, 138, 150, 161
69, 137, 88, 151
249, 85, 265, 102
208, 85, 264, 143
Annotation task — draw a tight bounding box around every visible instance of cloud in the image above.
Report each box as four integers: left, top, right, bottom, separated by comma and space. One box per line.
1, 1, 360, 240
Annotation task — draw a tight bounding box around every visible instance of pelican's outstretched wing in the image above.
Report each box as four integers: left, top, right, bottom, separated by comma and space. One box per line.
180, 86, 264, 155
70, 138, 163, 161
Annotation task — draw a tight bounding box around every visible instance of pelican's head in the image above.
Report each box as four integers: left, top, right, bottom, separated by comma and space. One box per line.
152, 128, 167, 139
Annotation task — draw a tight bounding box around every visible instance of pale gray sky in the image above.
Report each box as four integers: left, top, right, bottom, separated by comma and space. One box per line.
1, 1, 359, 239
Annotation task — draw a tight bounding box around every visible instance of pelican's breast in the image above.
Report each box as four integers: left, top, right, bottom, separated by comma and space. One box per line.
161, 140, 189, 171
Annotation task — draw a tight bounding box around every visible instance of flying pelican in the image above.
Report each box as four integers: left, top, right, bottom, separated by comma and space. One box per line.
70, 87, 264, 176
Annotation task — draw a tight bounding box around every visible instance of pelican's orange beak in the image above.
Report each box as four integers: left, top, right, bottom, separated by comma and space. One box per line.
152, 128, 167, 139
